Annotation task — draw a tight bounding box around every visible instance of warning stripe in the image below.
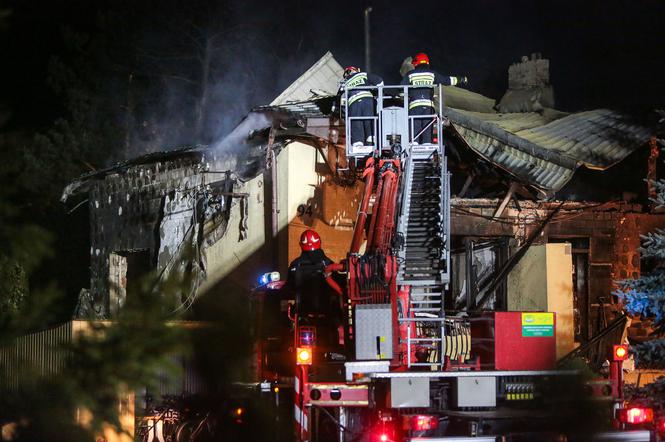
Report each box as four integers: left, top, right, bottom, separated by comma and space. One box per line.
294, 371, 309, 441
294, 404, 309, 428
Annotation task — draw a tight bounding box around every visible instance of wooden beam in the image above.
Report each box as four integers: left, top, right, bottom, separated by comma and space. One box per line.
493, 182, 518, 218
459, 173, 475, 197
475, 203, 564, 310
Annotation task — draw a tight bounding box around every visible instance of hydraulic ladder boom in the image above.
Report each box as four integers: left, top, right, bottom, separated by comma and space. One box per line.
343, 84, 451, 369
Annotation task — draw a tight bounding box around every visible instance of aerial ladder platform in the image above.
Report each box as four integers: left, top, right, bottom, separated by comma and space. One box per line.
343, 84, 451, 370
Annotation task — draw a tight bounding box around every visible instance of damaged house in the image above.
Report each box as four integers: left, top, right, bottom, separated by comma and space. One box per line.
61, 51, 664, 359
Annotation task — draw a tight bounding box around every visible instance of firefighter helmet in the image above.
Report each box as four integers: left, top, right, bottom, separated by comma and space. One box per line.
412, 52, 430, 67
343, 66, 360, 79
299, 229, 321, 251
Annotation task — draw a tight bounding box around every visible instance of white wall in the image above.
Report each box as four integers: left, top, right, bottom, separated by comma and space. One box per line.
200, 141, 322, 290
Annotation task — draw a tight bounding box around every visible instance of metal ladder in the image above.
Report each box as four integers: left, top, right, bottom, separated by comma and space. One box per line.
397, 147, 451, 369
398, 156, 447, 284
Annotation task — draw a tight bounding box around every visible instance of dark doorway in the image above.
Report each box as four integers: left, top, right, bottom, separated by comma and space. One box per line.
125, 249, 152, 295
109, 249, 152, 315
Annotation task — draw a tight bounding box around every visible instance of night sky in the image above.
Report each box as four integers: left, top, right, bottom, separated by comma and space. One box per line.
3, 0, 665, 132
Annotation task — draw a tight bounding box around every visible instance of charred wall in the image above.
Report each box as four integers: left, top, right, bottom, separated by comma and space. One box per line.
87, 155, 217, 317
451, 199, 665, 341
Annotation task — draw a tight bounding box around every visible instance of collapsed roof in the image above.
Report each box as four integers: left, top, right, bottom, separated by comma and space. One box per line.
442, 89, 653, 196
265, 53, 655, 198
61, 52, 343, 203
63, 51, 656, 202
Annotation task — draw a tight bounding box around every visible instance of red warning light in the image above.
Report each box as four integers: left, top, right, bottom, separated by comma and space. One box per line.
613, 345, 629, 361
618, 407, 653, 424
410, 415, 438, 431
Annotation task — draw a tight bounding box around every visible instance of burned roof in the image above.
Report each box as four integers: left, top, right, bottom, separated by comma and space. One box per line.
62, 52, 340, 202
279, 75, 655, 197
60, 108, 306, 203
269, 64, 655, 197
62, 52, 657, 202
61, 145, 207, 202
445, 99, 654, 195
253, 94, 337, 125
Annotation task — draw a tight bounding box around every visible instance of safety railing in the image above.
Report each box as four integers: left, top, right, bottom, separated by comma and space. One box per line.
341, 84, 445, 159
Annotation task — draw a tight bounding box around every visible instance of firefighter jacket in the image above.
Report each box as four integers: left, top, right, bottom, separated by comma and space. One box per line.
338, 71, 384, 107
287, 249, 334, 315
401, 65, 464, 110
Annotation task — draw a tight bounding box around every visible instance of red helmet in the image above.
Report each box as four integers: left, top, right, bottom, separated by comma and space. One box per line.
343, 66, 360, 79
299, 229, 321, 251
412, 52, 430, 67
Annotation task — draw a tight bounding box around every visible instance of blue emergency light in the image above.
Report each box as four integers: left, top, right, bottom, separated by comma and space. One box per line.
258, 271, 280, 286
299, 328, 316, 346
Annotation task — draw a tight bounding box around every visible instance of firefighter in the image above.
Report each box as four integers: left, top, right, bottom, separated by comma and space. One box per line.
287, 229, 334, 316
401, 52, 467, 144
338, 66, 384, 149
288, 229, 343, 349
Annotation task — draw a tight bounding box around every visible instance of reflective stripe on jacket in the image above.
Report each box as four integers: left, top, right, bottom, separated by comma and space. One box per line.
401, 65, 451, 111
339, 71, 384, 107
347, 91, 373, 105
409, 98, 435, 110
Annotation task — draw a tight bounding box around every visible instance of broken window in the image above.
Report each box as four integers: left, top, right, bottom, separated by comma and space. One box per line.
450, 237, 509, 311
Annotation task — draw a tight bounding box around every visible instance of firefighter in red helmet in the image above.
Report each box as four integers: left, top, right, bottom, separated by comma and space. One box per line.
401, 52, 467, 144
287, 229, 334, 316
299, 229, 323, 252
338, 66, 384, 150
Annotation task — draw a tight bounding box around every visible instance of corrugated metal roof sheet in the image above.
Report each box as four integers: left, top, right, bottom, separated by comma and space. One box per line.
516, 109, 653, 170
270, 51, 343, 105
447, 107, 653, 193
441, 86, 497, 113
257, 98, 329, 119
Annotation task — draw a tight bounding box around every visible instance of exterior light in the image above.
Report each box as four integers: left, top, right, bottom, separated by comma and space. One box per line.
299, 326, 316, 347
613, 345, 629, 361
258, 271, 280, 286
296, 347, 312, 365
410, 415, 438, 431
618, 407, 653, 424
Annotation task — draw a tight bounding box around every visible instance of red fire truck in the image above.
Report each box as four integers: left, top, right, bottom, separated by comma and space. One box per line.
254, 84, 656, 442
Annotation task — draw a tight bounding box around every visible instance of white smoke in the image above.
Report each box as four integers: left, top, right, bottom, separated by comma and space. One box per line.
210, 110, 272, 154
